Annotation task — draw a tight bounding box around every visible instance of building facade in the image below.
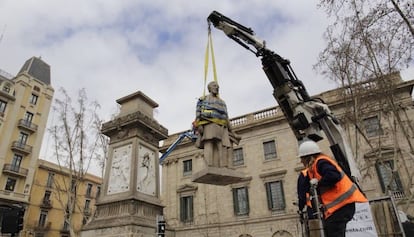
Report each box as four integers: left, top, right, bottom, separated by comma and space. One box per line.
25, 159, 102, 237
160, 73, 414, 237
0, 57, 54, 233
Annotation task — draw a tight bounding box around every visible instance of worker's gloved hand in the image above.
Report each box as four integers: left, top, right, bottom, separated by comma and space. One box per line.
310, 178, 319, 186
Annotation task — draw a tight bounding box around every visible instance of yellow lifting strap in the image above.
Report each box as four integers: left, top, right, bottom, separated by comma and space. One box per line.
203, 23, 218, 97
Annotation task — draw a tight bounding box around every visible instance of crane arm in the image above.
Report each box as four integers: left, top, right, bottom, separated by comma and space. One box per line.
207, 11, 360, 180
159, 131, 197, 164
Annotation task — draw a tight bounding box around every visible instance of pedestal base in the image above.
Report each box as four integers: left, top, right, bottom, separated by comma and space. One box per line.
191, 167, 249, 185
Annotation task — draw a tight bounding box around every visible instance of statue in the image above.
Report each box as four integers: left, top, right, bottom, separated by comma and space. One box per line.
193, 81, 241, 168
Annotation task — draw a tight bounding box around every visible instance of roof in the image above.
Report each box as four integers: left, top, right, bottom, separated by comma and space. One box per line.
17, 56, 51, 85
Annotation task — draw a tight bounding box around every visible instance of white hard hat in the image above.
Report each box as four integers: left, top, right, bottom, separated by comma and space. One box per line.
298, 140, 321, 157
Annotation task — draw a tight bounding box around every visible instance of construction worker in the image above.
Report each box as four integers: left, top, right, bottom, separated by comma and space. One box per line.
298, 140, 367, 237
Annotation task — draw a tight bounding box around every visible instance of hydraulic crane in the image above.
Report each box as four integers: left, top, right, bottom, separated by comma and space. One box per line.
207, 11, 360, 181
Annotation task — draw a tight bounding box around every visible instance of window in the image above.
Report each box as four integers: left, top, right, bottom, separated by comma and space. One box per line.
233, 187, 249, 215
376, 160, 403, 193
46, 172, 54, 188
86, 183, 93, 197
263, 140, 277, 160
265, 181, 286, 211
364, 116, 383, 137
24, 112, 34, 123
96, 186, 101, 197
180, 196, 193, 222
0, 100, 7, 114
233, 148, 244, 166
38, 210, 48, 227
43, 190, 51, 202
84, 199, 91, 210
18, 132, 29, 145
11, 154, 23, 172
5, 178, 17, 191
183, 159, 192, 176
29, 93, 39, 105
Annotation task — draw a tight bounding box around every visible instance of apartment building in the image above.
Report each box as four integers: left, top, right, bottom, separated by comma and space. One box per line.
0, 57, 54, 233
160, 72, 414, 237
25, 159, 102, 237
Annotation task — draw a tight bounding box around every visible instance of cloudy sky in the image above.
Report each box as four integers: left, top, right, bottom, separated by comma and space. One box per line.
0, 1, 412, 169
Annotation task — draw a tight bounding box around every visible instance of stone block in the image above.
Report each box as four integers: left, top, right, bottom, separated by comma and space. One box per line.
191, 167, 249, 185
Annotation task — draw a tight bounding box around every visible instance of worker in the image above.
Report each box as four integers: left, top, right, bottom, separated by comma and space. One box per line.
194, 81, 240, 168
297, 140, 367, 237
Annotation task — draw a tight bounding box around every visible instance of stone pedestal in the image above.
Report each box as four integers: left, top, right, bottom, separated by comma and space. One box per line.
192, 166, 249, 186
81, 91, 169, 237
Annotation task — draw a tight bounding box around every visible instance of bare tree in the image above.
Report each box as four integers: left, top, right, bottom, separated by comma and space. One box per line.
49, 88, 108, 236
315, 0, 414, 212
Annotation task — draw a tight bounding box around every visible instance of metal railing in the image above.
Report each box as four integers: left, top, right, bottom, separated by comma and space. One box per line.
11, 141, 32, 154
2, 164, 28, 176
18, 119, 38, 132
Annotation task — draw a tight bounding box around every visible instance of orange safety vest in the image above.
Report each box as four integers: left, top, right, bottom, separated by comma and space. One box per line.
308, 154, 367, 219
301, 169, 312, 208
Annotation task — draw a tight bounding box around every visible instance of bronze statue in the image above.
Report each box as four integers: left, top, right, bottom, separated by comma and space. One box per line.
194, 81, 241, 168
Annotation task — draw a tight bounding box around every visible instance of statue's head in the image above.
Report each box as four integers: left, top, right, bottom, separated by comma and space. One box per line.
207, 81, 219, 94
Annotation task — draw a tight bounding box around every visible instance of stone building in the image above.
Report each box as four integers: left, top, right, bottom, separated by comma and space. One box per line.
160, 73, 414, 237
0, 57, 54, 233
24, 159, 102, 237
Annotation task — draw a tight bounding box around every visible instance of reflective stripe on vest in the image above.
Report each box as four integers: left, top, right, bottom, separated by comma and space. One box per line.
308, 155, 367, 219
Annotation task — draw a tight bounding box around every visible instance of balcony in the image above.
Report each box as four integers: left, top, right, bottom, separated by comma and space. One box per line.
40, 199, 53, 209
2, 164, 28, 177
11, 141, 32, 155
33, 221, 51, 231
390, 190, 406, 200
0, 90, 15, 102
17, 119, 38, 133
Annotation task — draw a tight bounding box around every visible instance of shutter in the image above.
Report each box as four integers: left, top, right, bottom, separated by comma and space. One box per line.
245, 187, 250, 214
265, 183, 272, 210
189, 196, 194, 220
232, 188, 238, 214
180, 197, 184, 221
280, 181, 286, 209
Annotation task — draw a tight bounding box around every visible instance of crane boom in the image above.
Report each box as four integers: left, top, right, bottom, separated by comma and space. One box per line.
208, 11, 360, 180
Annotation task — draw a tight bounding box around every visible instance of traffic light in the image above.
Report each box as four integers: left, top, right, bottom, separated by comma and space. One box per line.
156, 215, 166, 237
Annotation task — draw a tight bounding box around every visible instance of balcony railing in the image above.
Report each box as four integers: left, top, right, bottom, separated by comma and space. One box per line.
11, 141, 32, 155
2, 164, 28, 177
34, 221, 51, 231
17, 119, 38, 133
390, 190, 406, 200
40, 199, 53, 209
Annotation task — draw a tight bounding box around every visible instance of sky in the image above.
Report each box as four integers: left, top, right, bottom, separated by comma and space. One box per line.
0, 1, 412, 175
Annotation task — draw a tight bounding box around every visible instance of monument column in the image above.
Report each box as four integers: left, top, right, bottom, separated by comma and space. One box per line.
82, 91, 168, 237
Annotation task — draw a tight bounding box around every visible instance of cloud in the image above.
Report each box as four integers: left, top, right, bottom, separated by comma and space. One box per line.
2, 1, 411, 176
0, 1, 340, 136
